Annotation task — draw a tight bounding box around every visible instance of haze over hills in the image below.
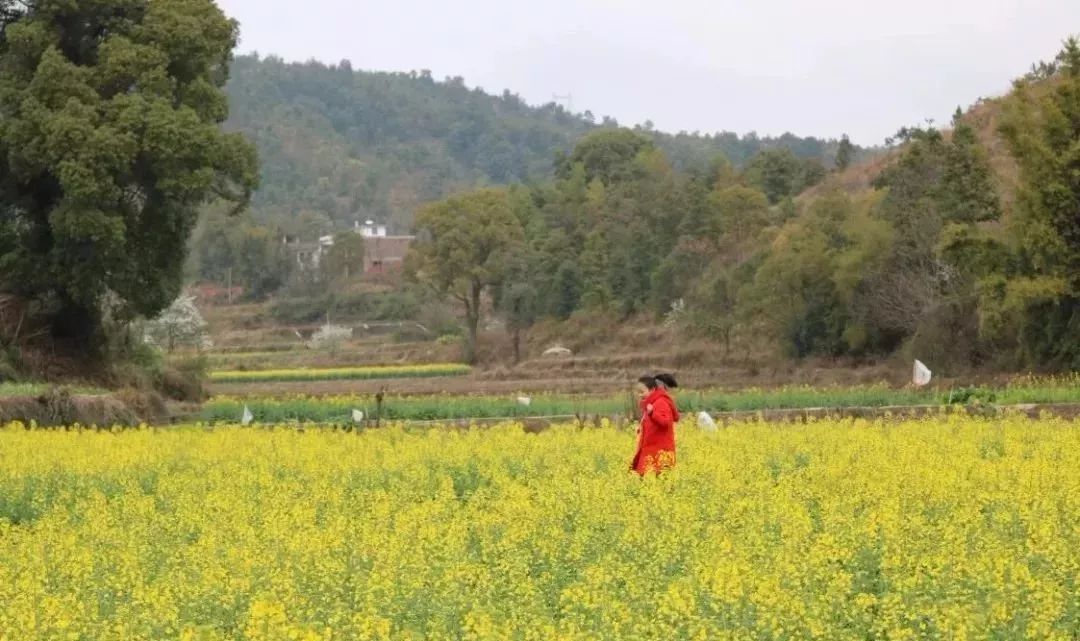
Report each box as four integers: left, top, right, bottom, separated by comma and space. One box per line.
223, 54, 860, 233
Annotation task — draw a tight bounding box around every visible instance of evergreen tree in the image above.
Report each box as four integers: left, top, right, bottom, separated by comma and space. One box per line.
996, 37, 1080, 368
835, 134, 854, 171
0, 0, 258, 344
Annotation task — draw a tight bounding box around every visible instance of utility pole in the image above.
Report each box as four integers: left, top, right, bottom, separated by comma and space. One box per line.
553, 93, 574, 113
226, 267, 233, 304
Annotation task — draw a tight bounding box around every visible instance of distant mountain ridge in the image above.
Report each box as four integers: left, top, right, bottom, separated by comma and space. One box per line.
224, 54, 858, 234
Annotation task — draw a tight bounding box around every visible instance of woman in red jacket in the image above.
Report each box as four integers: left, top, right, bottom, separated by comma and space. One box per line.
630, 373, 680, 475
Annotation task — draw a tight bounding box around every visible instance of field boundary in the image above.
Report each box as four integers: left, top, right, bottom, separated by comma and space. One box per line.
208, 363, 471, 383
705, 403, 1080, 423
178, 402, 1080, 429
393, 403, 1080, 428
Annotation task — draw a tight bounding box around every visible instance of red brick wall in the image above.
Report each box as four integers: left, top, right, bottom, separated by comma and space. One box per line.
363, 236, 413, 273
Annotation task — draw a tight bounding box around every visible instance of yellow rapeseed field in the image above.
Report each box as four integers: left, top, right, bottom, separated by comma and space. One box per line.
2, 415, 1079, 640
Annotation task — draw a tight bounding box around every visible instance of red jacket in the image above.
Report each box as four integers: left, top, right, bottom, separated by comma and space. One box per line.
631, 387, 679, 475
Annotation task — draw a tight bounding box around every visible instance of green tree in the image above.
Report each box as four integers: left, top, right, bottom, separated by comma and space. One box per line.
285, 210, 334, 241
867, 121, 1002, 366
219, 54, 845, 233
192, 210, 237, 285
835, 134, 854, 171
708, 185, 772, 261
0, 0, 258, 345
744, 226, 848, 358
498, 281, 538, 364
939, 122, 1000, 224
554, 129, 654, 185
322, 232, 365, 282
231, 225, 291, 300
407, 188, 524, 363
687, 266, 742, 353
743, 148, 826, 203
651, 238, 712, 315
737, 190, 898, 359
192, 211, 291, 300
579, 228, 615, 310
996, 36, 1080, 368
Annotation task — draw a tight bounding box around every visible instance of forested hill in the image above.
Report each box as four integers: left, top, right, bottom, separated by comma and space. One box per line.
224, 54, 854, 234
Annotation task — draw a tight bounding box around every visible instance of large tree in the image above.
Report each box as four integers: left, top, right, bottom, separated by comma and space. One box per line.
0, 0, 258, 344
554, 128, 655, 185
407, 188, 524, 363
995, 37, 1080, 368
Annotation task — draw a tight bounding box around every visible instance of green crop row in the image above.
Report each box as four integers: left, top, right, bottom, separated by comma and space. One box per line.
0, 383, 108, 397
208, 363, 471, 383
201, 378, 1080, 423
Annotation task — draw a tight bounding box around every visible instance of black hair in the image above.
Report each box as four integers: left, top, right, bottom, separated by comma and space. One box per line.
638, 373, 678, 390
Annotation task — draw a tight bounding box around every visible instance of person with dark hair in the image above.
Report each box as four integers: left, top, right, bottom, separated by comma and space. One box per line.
630, 373, 680, 475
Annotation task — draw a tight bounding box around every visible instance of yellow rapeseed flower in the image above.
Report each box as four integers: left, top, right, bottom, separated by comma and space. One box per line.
0, 415, 1078, 639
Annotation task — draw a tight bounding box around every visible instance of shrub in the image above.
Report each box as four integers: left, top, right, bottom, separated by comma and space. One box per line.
269, 291, 424, 326
113, 388, 169, 423
269, 296, 329, 325
158, 367, 205, 402
159, 356, 209, 402
0, 346, 20, 383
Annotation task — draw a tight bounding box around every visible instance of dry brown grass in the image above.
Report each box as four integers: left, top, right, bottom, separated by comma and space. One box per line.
199, 341, 461, 370
0, 390, 139, 426
797, 87, 1026, 225
797, 151, 899, 204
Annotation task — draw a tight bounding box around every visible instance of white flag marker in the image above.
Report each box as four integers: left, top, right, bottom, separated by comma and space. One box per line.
241, 405, 254, 426
913, 360, 932, 387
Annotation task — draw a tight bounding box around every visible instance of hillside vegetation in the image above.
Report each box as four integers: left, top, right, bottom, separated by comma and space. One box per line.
222, 54, 856, 234
406, 39, 1080, 371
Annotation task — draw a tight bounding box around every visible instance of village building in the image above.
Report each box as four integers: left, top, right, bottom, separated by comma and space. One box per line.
356, 220, 413, 274
290, 220, 414, 274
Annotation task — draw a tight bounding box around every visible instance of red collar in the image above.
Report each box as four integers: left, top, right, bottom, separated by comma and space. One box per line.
640, 387, 669, 408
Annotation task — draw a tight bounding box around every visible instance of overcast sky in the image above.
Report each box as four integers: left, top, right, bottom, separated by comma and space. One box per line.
215, 0, 1079, 145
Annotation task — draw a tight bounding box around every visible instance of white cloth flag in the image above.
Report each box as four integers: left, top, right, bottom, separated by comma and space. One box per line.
352, 409, 364, 423
913, 360, 932, 387
697, 411, 718, 432
241, 405, 254, 426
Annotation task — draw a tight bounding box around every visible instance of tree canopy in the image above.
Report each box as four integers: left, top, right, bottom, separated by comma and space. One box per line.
0, 0, 258, 344
407, 188, 525, 363
995, 36, 1080, 368
410, 37, 1080, 373
221, 55, 854, 233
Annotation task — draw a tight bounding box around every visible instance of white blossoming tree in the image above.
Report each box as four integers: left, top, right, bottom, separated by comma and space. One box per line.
308, 324, 352, 352
143, 295, 210, 352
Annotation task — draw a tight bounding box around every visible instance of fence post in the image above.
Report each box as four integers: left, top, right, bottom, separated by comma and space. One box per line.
375, 389, 384, 428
